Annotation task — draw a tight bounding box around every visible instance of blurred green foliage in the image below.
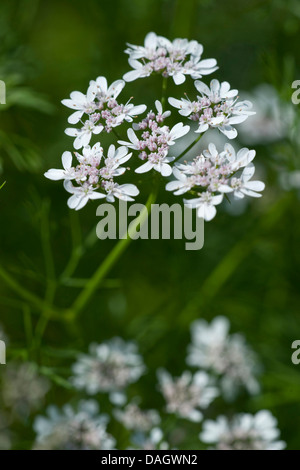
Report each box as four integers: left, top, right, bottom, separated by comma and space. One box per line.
0, 0, 300, 449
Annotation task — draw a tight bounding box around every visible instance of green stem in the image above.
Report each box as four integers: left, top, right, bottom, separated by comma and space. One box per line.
68, 190, 158, 320
0, 266, 60, 318
161, 77, 168, 109
173, 133, 203, 163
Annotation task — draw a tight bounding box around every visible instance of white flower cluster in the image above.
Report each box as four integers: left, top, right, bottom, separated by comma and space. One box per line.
45, 31, 264, 222
187, 316, 260, 400
123, 32, 218, 85
45, 144, 139, 210
114, 402, 160, 432
157, 369, 218, 422
166, 143, 264, 221
2, 362, 49, 418
70, 338, 145, 398
34, 400, 115, 450
200, 411, 285, 450
169, 79, 254, 139
119, 100, 189, 176
30, 318, 285, 451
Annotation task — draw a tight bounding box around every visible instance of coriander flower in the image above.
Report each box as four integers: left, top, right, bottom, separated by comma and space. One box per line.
65, 119, 103, 150
114, 403, 161, 433
45, 144, 139, 210
157, 369, 218, 422
166, 142, 264, 221
61, 82, 98, 124
123, 32, 218, 85
63, 76, 146, 149
169, 79, 255, 139
2, 362, 49, 418
187, 316, 260, 400
119, 100, 189, 176
70, 338, 145, 396
200, 411, 286, 450
222, 163, 265, 199
184, 193, 223, 221
34, 400, 115, 450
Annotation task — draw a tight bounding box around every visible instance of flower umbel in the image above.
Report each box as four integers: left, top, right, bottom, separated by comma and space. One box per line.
45, 143, 139, 210
200, 411, 286, 450
123, 32, 218, 85
70, 338, 145, 396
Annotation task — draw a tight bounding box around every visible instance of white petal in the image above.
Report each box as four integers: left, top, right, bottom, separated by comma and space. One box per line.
65, 128, 79, 137
75, 195, 89, 210
173, 73, 186, 85
160, 163, 172, 176
245, 180, 265, 191
155, 100, 162, 114
242, 163, 255, 182
144, 32, 157, 49
194, 81, 210, 96
168, 97, 183, 109
68, 111, 84, 124
44, 169, 66, 181
95, 76, 108, 94
135, 161, 154, 173
204, 203, 217, 221
127, 128, 139, 145
108, 79, 125, 99
69, 91, 86, 103
62, 151, 72, 170
123, 70, 142, 82
118, 184, 139, 196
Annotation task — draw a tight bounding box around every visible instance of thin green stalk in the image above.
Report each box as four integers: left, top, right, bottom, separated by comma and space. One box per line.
68, 189, 158, 319
0, 266, 60, 318
173, 133, 203, 163
23, 305, 33, 359
161, 77, 168, 109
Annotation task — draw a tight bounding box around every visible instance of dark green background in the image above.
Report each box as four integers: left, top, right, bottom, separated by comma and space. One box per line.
0, 0, 300, 449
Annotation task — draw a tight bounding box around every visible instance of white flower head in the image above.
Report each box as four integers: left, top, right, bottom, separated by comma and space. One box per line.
169, 79, 255, 139
228, 164, 265, 199
114, 403, 160, 432
184, 192, 223, 221
70, 338, 145, 395
123, 32, 218, 85
34, 400, 115, 450
119, 101, 189, 177
2, 362, 50, 418
63, 76, 146, 149
65, 119, 103, 150
166, 142, 264, 221
157, 369, 218, 422
187, 316, 260, 400
200, 411, 286, 450
45, 144, 138, 211
61, 82, 98, 124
